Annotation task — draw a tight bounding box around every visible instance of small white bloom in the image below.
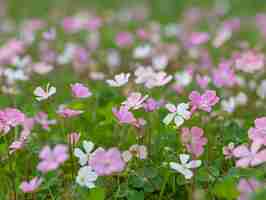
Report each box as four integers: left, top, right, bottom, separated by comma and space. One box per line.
170, 154, 201, 179
76, 166, 98, 188
257, 80, 266, 99
163, 103, 191, 127
33, 83, 56, 101
175, 71, 192, 87
133, 45, 151, 59
106, 73, 130, 87
74, 140, 94, 166
221, 98, 236, 113
152, 55, 168, 70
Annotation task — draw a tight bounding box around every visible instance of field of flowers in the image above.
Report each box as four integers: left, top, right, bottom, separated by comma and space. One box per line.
1, 0, 266, 199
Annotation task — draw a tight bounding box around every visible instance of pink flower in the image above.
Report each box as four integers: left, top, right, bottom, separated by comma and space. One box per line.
143, 98, 163, 112
112, 106, 137, 125
223, 142, 235, 159
89, 147, 125, 176
37, 145, 68, 173
32, 62, 53, 75
212, 62, 236, 87
68, 132, 80, 145
0, 108, 25, 134
115, 32, 133, 48
237, 178, 262, 200
181, 127, 207, 157
248, 117, 266, 145
20, 177, 43, 193
189, 90, 220, 113
235, 51, 264, 73
71, 83, 91, 98
189, 32, 209, 46
57, 105, 83, 118
122, 92, 148, 110
196, 75, 210, 89
34, 112, 56, 131
233, 141, 266, 168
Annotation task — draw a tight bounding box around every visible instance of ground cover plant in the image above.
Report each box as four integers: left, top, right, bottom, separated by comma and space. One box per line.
1, 0, 266, 199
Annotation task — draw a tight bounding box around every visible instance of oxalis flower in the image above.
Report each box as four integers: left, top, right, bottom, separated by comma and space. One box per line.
37, 144, 68, 173
0, 108, 25, 134
163, 103, 191, 127
74, 140, 94, 166
121, 92, 148, 110
233, 141, 266, 168
89, 147, 125, 176
170, 154, 201, 179
76, 166, 98, 189
20, 177, 43, 193
189, 90, 220, 113
181, 127, 207, 157
33, 83, 56, 101
237, 178, 262, 200
106, 73, 130, 87
248, 117, 266, 145
71, 83, 91, 98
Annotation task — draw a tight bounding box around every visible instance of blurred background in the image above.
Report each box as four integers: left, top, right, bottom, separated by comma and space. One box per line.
4, 0, 266, 22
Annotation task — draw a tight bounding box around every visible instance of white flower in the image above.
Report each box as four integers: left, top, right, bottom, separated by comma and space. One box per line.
33, 83, 56, 101
57, 43, 76, 65
163, 103, 191, 127
221, 98, 236, 113
152, 55, 168, 70
133, 45, 151, 59
257, 80, 266, 99
12, 56, 31, 68
106, 73, 130, 87
175, 71, 192, 87
235, 92, 248, 105
170, 154, 201, 179
106, 49, 121, 68
76, 166, 98, 188
74, 141, 94, 166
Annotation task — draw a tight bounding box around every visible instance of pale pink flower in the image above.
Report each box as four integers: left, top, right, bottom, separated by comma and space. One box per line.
233, 141, 266, 168
112, 106, 137, 125
248, 117, 266, 145
71, 83, 91, 98
0, 108, 25, 134
57, 105, 83, 118
20, 177, 43, 193
37, 144, 68, 173
212, 62, 236, 87
189, 32, 209, 46
196, 75, 210, 89
116, 32, 133, 48
122, 92, 148, 110
237, 178, 262, 200
89, 147, 125, 176
34, 112, 56, 131
32, 62, 53, 75
223, 142, 235, 159
43, 28, 56, 41
235, 51, 264, 73
189, 90, 220, 112
143, 98, 164, 112
68, 132, 80, 145
181, 127, 207, 157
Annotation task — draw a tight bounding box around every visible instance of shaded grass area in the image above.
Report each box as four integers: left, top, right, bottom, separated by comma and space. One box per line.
7, 0, 266, 22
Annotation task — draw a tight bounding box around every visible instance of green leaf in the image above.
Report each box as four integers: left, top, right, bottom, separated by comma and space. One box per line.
128, 190, 144, 200
212, 177, 239, 200
88, 187, 105, 200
